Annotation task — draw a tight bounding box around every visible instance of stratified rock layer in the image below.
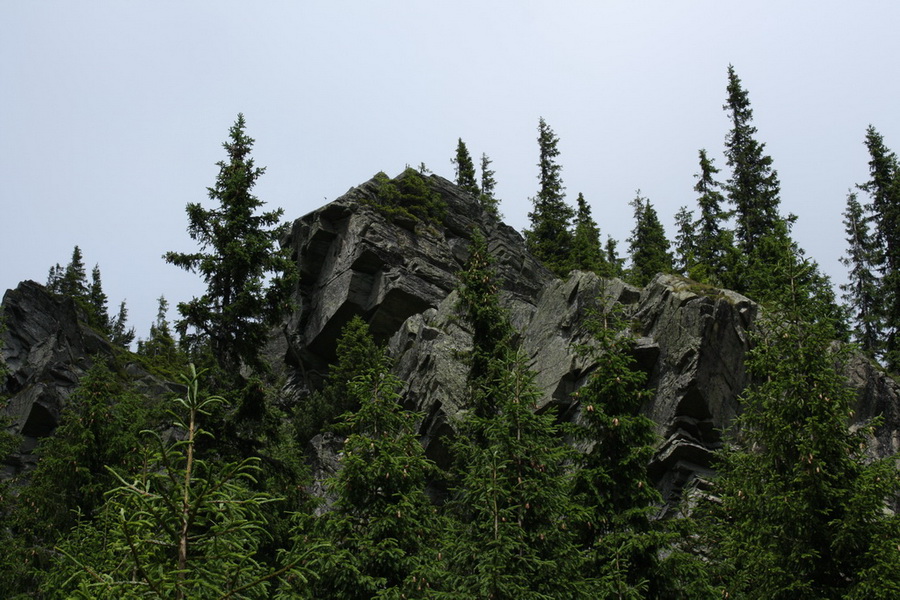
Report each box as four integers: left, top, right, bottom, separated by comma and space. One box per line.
4, 172, 899, 505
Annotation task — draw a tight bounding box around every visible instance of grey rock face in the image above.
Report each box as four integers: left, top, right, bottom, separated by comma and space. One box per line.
277, 173, 900, 508
1, 281, 113, 472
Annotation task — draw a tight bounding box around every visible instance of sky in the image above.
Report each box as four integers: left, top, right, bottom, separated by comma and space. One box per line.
2, 2, 899, 341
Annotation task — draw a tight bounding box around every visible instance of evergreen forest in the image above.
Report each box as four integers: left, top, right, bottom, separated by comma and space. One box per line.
2, 66, 900, 599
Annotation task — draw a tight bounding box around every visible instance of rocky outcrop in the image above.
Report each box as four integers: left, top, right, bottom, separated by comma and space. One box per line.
273, 172, 900, 508
4, 171, 899, 508
1, 281, 113, 472
0, 281, 180, 478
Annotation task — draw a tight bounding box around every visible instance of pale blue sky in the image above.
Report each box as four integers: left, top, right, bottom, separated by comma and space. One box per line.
2, 2, 899, 339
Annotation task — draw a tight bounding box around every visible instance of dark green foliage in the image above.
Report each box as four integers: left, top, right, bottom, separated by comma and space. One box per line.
627, 192, 674, 287
136, 295, 189, 380
0, 363, 152, 595
311, 358, 440, 599
60, 245, 88, 300
723, 65, 783, 255
455, 229, 513, 416
605, 236, 625, 278
293, 316, 384, 445
165, 113, 297, 373
673, 205, 696, 276
860, 126, 900, 369
442, 349, 589, 599
691, 149, 735, 285
444, 235, 590, 598
840, 192, 881, 357
525, 117, 575, 276
571, 192, 611, 276
479, 152, 500, 216
108, 299, 135, 348
571, 306, 714, 598
86, 264, 109, 331
452, 138, 480, 199
48, 365, 299, 599
704, 253, 900, 599
369, 168, 448, 227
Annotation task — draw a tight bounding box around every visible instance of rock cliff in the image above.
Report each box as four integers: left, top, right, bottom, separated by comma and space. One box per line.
4, 171, 899, 506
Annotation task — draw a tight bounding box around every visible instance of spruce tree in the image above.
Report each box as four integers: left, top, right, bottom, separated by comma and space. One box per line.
605, 236, 625, 278
692, 149, 734, 284
627, 192, 673, 287
292, 316, 384, 445
48, 366, 305, 599
723, 65, 783, 255
571, 192, 609, 276
673, 205, 696, 276
452, 138, 480, 199
312, 356, 440, 599
860, 126, 900, 369
840, 192, 881, 358
525, 118, 574, 276
60, 245, 88, 301
704, 251, 900, 599
108, 300, 134, 348
479, 152, 500, 216
165, 113, 297, 373
572, 305, 714, 598
443, 233, 591, 598
87, 264, 110, 331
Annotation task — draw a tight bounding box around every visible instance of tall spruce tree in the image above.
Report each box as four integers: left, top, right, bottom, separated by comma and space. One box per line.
87, 264, 110, 331
860, 126, 900, 369
60, 245, 88, 301
452, 138, 480, 199
311, 355, 440, 599
165, 114, 297, 373
723, 65, 783, 256
692, 149, 734, 284
572, 305, 714, 599
571, 193, 609, 276
840, 191, 881, 358
627, 192, 673, 287
704, 249, 900, 599
525, 117, 574, 276
673, 205, 697, 276
479, 152, 500, 216
443, 233, 591, 598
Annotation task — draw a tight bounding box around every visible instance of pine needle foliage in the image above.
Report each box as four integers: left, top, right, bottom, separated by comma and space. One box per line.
704, 252, 900, 599
165, 113, 297, 373
311, 357, 441, 599
47, 365, 302, 599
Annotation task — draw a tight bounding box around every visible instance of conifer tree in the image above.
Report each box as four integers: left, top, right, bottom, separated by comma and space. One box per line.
525, 117, 574, 276
48, 365, 308, 599
443, 233, 591, 598
627, 192, 673, 287
605, 236, 625, 278
292, 316, 384, 445
723, 65, 783, 256
704, 250, 900, 599
840, 192, 881, 357
572, 305, 714, 598
60, 245, 88, 301
87, 264, 109, 331
692, 149, 734, 284
479, 152, 500, 216
108, 300, 135, 348
311, 356, 440, 599
571, 192, 609, 276
452, 138, 480, 199
860, 126, 900, 369
673, 205, 696, 276
165, 113, 297, 373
